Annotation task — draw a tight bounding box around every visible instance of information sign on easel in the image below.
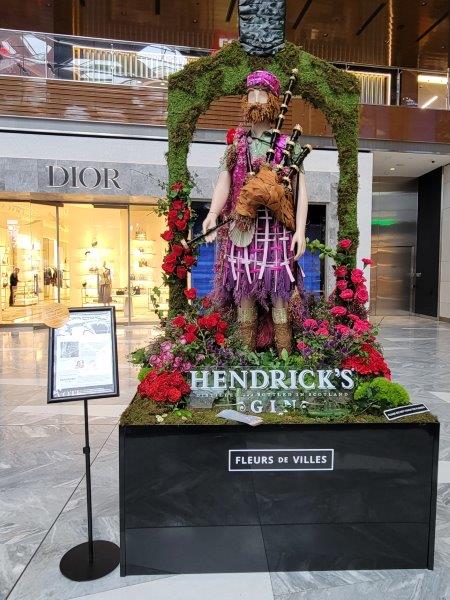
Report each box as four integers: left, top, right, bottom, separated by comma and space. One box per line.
48, 306, 120, 581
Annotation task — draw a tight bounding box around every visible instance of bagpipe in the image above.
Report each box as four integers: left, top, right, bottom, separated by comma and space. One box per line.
181, 69, 312, 250
231, 68, 312, 246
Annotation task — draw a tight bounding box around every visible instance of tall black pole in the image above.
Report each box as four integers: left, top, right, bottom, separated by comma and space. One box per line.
83, 398, 94, 564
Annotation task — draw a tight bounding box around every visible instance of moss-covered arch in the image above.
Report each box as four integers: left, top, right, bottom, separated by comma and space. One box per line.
166, 41, 360, 314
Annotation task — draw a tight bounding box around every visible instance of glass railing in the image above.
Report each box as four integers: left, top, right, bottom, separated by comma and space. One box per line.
0, 28, 210, 87
0, 28, 448, 109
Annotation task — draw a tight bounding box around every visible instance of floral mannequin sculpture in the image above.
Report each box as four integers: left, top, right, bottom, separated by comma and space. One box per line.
202, 70, 309, 354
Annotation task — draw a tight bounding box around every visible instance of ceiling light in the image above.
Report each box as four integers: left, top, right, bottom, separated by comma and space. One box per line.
417, 74, 448, 85
421, 95, 438, 109
389, 167, 395, 171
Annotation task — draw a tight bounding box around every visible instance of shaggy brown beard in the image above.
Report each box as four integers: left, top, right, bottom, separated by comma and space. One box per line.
242, 93, 281, 125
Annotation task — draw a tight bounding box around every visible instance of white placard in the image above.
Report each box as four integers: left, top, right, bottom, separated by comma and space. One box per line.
48, 307, 119, 402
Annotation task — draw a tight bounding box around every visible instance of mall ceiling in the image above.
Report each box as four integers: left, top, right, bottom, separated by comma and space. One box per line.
0, 0, 448, 70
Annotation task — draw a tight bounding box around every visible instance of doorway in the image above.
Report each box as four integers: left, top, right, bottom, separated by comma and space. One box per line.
370, 245, 414, 315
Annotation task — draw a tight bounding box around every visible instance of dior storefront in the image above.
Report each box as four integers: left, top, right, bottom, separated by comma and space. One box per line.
0, 132, 372, 325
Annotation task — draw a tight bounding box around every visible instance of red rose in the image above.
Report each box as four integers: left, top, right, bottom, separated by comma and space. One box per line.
172, 244, 184, 257
297, 341, 308, 350
184, 288, 197, 300
354, 284, 369, 303
330, 306, 347, 316
172, 315, 186, 328
171, 182, 184, 192
176, 266, 187, 279
336, 280, 347, 291
162, 262, 175, 274
172, 199, 184, 210
335, 266, 347, 278
168, 208, 178, 223
338, 239, 352, 250
185, 323, 198, 335
217, 320, 229, 332
183, 255, 196, 267
201, 297, 212, 309
340, 289, 354, 301
161, 230, 174, 241
226, 128, 237, 145
215, 332, 225, 345
362, 258, 373, 266
350, 269, 365, 284
175, 219, 188, 231
184, 331, 197, 344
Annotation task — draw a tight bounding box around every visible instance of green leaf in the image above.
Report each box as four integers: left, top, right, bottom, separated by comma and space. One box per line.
138, 366, 152, 382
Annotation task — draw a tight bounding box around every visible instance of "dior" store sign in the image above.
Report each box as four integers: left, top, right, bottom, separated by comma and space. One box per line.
47, 165, 122, 190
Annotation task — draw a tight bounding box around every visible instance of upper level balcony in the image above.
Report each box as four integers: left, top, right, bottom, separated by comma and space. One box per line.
0, 28, 449, 146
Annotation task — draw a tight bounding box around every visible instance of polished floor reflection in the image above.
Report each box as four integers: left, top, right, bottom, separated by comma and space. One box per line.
1, 317, 450, 600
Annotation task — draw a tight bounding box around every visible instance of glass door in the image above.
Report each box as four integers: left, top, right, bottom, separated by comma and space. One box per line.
129, 205, 167, 322
58, 203, 130, 323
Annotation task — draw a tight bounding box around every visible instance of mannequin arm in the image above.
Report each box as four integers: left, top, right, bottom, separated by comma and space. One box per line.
290, 171, 308, 260
202, 170, 232, 241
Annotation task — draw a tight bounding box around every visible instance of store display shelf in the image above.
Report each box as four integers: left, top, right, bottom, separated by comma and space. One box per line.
120, 421, 438, 575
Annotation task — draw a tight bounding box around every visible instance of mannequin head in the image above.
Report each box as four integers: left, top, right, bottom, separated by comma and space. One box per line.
242, 70, 281, 125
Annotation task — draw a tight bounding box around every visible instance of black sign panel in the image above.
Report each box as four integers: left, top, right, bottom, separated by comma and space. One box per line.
228, 449, 334, 472
384, 403, 430, 421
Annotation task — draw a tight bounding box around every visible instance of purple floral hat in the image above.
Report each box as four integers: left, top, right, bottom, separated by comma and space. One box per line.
246, 70, 281, 97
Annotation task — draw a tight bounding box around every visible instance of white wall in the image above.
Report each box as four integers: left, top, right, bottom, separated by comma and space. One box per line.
440, 164, 450, 320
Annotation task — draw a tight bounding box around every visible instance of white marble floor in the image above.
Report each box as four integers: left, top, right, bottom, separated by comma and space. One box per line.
1, 317, 450, 600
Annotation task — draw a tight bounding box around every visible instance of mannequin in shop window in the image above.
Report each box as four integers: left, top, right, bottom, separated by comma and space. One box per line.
99, 264, 112, 306
9, 267, 19, 307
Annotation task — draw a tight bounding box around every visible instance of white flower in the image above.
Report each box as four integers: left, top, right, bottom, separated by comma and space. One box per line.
156, 415, 164, 423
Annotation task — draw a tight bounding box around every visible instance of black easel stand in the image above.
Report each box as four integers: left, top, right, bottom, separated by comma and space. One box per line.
60, 399, 120, 581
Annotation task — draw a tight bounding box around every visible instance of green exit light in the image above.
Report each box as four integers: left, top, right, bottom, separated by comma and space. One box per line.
371, 217, 397, 227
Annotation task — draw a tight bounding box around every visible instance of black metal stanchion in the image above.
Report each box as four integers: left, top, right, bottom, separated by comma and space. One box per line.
59, 399, 119, 581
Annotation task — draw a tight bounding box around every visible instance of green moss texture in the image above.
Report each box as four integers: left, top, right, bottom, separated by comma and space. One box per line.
121, 395, 437, 427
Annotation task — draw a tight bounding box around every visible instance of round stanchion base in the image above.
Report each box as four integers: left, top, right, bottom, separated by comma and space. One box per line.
60, 540, 120, 581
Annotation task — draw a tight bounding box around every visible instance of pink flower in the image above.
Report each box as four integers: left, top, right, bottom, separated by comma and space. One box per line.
362, 258, 373, 266
354, 284, 369, 303
353, 319, 371, 334
335, 266, 347, 278
160, 341, 174, 352
336, 280, 347, 291
350, 269, 365, 284
303, 318, 318, 329
338, 239, 352, 250
335, 324, 351, 336
315, 327, 330, 336
330, 306, 347, 316
348, 313, 359, 321
340, 289, 354, 301
297, 340, 308, 350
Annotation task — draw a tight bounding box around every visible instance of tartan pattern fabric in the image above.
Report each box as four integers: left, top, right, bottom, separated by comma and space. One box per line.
223, 207, 300, 309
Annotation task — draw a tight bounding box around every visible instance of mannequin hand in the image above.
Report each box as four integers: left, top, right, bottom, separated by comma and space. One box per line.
291, 230, 306, 261
202, 212, 218, 243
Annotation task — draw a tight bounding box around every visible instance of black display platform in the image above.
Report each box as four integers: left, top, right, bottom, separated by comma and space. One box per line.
119, 422, 439, 575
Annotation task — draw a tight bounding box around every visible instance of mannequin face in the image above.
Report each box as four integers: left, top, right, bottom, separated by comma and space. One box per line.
247, 88, 268, 105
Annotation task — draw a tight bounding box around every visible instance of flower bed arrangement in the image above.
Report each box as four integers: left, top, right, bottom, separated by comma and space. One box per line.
125, 227, 418, 426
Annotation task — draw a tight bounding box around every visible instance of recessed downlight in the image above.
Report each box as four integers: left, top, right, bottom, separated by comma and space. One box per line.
389, 167, 396, 171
